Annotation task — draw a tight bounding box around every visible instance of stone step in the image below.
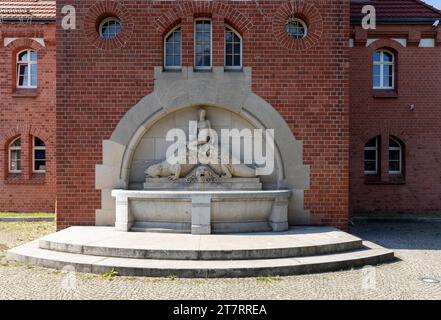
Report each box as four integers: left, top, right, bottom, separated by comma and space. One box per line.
7, 240, 394, 278
37, 226, 364, 260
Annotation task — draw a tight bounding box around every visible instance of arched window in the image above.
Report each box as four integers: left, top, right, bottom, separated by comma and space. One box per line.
389, 137, 403, 174
9, 137, 21, 173
364, 136, 379, 175
194, 19, 212, 69
373, 49, 395, 89
164, 26, 182, 69
33, 137, 46, 173
17, 49, 37, 88
225, 25, 242, 70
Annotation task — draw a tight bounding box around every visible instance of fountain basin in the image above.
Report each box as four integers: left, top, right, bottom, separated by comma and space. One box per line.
112, 190, 291, 234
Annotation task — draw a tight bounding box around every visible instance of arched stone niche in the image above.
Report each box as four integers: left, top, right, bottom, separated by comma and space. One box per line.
128, 105, 280, 190
95, 67, 310, 226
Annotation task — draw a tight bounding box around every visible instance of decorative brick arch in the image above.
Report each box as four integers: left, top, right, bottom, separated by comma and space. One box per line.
272, 0, 323, 51
83, 0, 134, 50
367, 39, 405, 53
1, 124, 51, 145
154, 1, 254, 35
5, 38, 46, 53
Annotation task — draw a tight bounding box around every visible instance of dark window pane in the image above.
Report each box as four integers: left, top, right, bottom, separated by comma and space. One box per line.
34, 137, 45, 147
196, 22, 204, 31
226, 55, 232, 66
234, 55, 240, 66
389, 161, 400, 172
18, 76, 24, 86
389, 150, 400, 161
204, 55, 210, 66
204, 44, 210, 54
234, 43, 240, 54
35, 149, 46, 160
196, 32, 202, 42
389, 138, 400, 148
204, 22, 211, 31
226, 43, 232, 54
365, 137, 377, 148
204, 32, 210, 42
364, 150, 376, 161
196, 45, 202, 55
364, 161, 377, 172
34, 160, 46, 171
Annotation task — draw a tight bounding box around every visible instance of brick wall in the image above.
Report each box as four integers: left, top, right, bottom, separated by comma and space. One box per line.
56, 0, 349, 230
350, 25, 441, 215
0, 22, 56, 213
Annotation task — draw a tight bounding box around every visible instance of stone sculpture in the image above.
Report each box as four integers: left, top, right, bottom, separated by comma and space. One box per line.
144, 108, 259, 181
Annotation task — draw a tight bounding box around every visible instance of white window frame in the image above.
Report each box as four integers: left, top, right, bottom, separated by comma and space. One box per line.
33, 137, 46, 173
194, 18, 212, 70
99, 17, 122, 39
373, 49, 395, 90
364, 137, 378, 175
224, 25, 243, 70
164, 25, 182, 70
9, 137, 21, 174
389, 137, 402, 175
16, 49, 37, 89
285, 17, 308, 39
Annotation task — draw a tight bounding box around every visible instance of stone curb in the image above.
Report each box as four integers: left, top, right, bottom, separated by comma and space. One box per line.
0, 217, 54, 222
352, 217, 441, 224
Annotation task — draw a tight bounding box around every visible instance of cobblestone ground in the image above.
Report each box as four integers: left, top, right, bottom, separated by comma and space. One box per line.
0, 221, 440, 300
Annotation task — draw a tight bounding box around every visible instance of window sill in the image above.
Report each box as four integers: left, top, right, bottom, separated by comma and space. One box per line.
12, 88, 39, 98
224, 67, 243, 72
364, 175, 405, 185
372, 89, 398, 99
163, 68, 182, 73
193, 67, 213, 72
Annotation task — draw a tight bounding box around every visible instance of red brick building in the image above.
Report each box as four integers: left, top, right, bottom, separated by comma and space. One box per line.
1, 0, 440, 230
0, 1, 56, 213
350, 0, 441, 215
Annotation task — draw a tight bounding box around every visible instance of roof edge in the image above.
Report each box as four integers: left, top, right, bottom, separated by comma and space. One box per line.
0, 17, 56, 23
351, 16, 441, 25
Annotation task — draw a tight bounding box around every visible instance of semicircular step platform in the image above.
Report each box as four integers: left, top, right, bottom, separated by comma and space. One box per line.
7, 226, 395, 278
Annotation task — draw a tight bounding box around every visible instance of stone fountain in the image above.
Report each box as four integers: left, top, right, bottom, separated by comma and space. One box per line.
112, 109, 291, 234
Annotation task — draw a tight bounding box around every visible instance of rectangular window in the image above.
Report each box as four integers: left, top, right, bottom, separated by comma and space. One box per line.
364, 150, 377, 173
33, 137, 46, 173
195, 20, 211, 69
9, 150, 21, 172
389, 150, 401, 173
